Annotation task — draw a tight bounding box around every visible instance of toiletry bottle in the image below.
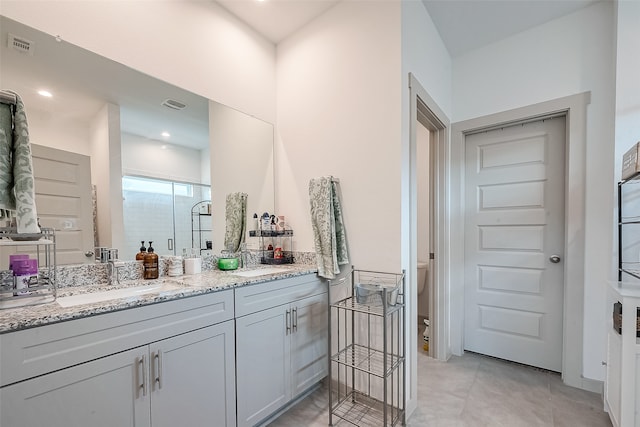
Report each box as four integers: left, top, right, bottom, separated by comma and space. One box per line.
136, 241, 147, 261
253, 213, 259, 231
143, 241, 159, 279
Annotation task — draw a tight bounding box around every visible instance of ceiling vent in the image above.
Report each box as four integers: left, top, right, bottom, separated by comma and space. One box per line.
8, 34, 34, 55
161, 99, 187, 110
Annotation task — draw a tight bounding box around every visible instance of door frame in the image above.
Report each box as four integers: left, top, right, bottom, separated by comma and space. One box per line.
408, 73, 451, 414
450, 92, 594, 391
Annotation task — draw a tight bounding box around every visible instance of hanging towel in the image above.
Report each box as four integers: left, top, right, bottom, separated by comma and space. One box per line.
0, 91, 40, 233
224, 192, 247, 252
309, 177, 349, 279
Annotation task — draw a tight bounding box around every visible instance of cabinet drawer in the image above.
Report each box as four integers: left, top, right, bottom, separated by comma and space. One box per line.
0, 289, 234, 387
235, 274, 325, 317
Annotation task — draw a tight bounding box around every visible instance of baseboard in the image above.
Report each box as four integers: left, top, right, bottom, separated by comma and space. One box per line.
577, 376, 603, 395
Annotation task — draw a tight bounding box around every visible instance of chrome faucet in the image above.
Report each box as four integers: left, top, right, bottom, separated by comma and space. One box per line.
99, 248, 122, 285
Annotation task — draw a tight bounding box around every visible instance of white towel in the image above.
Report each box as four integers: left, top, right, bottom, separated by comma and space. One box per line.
0, 91, 40, 233
309, 177, 348, 279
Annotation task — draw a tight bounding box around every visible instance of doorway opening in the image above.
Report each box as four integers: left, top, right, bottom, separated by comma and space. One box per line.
408, 73, 451, 415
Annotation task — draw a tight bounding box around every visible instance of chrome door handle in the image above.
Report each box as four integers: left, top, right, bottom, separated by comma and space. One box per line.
292, 307, 298, 332
286, 309, 291, 335
550, 255, 561, 264
153, 350, 163, 390
168, 238, 174, 251
137, 355, 147, 398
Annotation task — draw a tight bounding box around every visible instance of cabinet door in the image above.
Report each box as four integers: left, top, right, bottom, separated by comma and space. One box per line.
149, 321, 236, 427
291, 292, 328, 397
236, 305, 291, 427
0, 347, 150, 427
605, 330, 622, 427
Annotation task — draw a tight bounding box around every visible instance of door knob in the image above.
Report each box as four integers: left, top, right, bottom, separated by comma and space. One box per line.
85, 250, 95, 258
549, 255, 561, 264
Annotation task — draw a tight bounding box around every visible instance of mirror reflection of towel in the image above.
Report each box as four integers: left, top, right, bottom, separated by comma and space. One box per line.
309, 177, 349, 279
224, 192, 247, 253
0, 91, 40, 233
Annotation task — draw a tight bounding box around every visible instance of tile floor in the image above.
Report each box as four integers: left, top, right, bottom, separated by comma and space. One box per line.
269, 346, 612, 426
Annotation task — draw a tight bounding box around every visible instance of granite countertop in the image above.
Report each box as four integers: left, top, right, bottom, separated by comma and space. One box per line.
0, 264, 317, 334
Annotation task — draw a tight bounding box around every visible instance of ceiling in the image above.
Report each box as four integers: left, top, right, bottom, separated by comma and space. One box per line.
422, 0, 601, 56
215, 0, 601, 56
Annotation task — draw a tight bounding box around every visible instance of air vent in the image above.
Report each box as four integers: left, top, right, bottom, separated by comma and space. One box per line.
161, 99, 187, 110
8, 34, 34, 55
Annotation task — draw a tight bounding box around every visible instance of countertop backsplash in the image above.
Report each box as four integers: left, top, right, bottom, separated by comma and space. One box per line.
50, 250, 316, 289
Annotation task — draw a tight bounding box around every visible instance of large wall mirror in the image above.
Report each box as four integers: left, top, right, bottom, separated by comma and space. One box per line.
0, 16, 274, 264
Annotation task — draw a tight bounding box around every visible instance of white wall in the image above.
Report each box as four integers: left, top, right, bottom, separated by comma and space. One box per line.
121, 133, 205, 184
210, 101, 274, 254
90, 103, 124, 249
401, 1, 452, 119
0, 0, 276, 124
25, 108, 91, 156
276, 0, 402, 272
452, 1, 616, 381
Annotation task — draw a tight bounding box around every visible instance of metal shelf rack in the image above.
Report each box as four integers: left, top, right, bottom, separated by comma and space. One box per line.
191, 200, 212, 254
328, 267, 405, 427
619, 173, 640, 281
0, 227, 56, 309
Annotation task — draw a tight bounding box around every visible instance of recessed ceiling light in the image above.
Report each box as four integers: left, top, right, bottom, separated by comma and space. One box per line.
161, 131, 170, 138
37, 90, 52, 97
161, 145, 167, 150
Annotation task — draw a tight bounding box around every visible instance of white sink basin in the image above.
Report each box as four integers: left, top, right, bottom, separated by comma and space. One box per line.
57, 282, 184, 308
231, 267, 291, 278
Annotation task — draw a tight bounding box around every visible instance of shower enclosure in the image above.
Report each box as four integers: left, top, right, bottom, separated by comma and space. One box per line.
121, 176, 211, 260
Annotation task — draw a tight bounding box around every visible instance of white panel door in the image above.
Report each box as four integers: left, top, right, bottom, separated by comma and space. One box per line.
31, 144, 94, 264
464, 117, 565, 371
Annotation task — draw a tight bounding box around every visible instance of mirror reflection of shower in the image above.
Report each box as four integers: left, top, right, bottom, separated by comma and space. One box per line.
122, 176, 211, 260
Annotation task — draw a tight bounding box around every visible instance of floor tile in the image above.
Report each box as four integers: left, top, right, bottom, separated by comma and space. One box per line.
268, 351, 612, 427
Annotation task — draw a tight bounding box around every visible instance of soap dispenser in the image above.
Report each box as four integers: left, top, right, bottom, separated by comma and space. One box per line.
143, 241, 159, 279
136, 241, 147, 261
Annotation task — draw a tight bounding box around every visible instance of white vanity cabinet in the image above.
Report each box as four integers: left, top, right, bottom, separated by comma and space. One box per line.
0, 289, 236, 427
604, 282, 640, 427
235, 274, 327, 427
1, 346, 150, 427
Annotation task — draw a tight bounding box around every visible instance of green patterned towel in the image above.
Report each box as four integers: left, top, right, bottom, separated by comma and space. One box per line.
224, 192, 247, 253
0, 91, 40, 233
309, 177, 349, 279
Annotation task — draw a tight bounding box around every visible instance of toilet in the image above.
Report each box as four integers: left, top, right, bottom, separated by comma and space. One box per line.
417, 261, 430, 351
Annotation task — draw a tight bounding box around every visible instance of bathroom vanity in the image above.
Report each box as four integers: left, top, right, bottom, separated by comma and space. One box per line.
0, 266, 326, 427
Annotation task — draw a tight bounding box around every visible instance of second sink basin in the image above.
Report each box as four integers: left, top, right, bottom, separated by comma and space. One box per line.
231, 267, 291, 278
57, 281, 184, 308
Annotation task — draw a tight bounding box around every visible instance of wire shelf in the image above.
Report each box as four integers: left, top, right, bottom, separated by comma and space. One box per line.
331, 391, 404, 427
331, 343, 402, 378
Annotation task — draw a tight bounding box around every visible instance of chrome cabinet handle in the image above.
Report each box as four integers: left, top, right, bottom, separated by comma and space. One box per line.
154, 350, 163, 390
292, 307, 298, 332
168, 238, 173, 251
286, 309, 291, 335
137, 355, 147, 397
549, 255, 561, 264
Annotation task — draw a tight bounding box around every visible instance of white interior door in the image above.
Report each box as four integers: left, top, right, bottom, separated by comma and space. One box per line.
464, 116, 565, 371
30, 144, 94, 265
